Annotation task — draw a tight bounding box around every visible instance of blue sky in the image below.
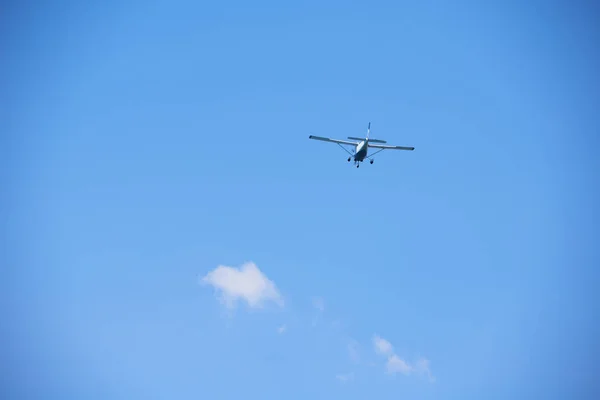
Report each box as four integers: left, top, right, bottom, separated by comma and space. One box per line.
3, 1, 599, 399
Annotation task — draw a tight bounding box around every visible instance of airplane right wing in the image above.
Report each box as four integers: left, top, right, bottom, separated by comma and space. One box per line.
308, 135, 357, 146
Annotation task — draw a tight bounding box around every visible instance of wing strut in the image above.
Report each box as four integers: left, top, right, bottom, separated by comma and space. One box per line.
366, 148, 385, 159
337, 143, 354, 156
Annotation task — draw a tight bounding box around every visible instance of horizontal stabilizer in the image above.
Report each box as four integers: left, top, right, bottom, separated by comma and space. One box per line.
368, 143, 414, 151
347, 136, 387, 144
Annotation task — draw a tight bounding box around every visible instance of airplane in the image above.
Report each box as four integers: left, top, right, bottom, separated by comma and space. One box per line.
308, 122, 414, 167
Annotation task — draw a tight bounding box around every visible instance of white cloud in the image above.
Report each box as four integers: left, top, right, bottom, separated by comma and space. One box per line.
201, 262, 283, 309
386, 354, 412, 375
373, 335, 435, 382
373, 335, 393, 356
335, 372, 354, 383
277, 324, 287, 334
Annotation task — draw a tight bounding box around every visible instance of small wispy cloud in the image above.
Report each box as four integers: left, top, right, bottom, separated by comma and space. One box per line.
335, 372, 354, 383
330, 319, 342, 329
312, 296, 325, 312
277, 324, 287, 334
200, 262, 283, 309
347, 339, 360, 363
311, 296, 325, 326
373, 335, 434, 382
414, 357, 435, 382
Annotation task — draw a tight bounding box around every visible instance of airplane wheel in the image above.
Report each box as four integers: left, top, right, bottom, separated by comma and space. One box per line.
347, 157, 351, 162
370, 160, 373, 164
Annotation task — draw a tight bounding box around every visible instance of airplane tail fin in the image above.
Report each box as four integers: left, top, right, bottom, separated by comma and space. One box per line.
346, 123, 387, 143
366, 122, 387, 143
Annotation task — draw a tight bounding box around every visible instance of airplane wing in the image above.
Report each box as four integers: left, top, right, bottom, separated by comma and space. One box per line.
368, 143, 415, 151
309, 135, 357, 146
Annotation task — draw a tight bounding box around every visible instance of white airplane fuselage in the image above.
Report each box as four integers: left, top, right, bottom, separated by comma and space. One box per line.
354, 140, 368, 161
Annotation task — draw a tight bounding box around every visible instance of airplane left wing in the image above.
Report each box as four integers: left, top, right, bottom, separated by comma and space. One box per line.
368, 143, 414, 151
309, 135, 357, 146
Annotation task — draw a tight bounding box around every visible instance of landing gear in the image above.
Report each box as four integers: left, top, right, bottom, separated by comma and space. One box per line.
356, 163, 359, 168
370, 159, 373, 164
347, 157, 351, 162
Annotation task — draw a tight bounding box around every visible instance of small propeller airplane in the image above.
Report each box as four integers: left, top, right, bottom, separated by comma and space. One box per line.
308, 122, 414, 167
